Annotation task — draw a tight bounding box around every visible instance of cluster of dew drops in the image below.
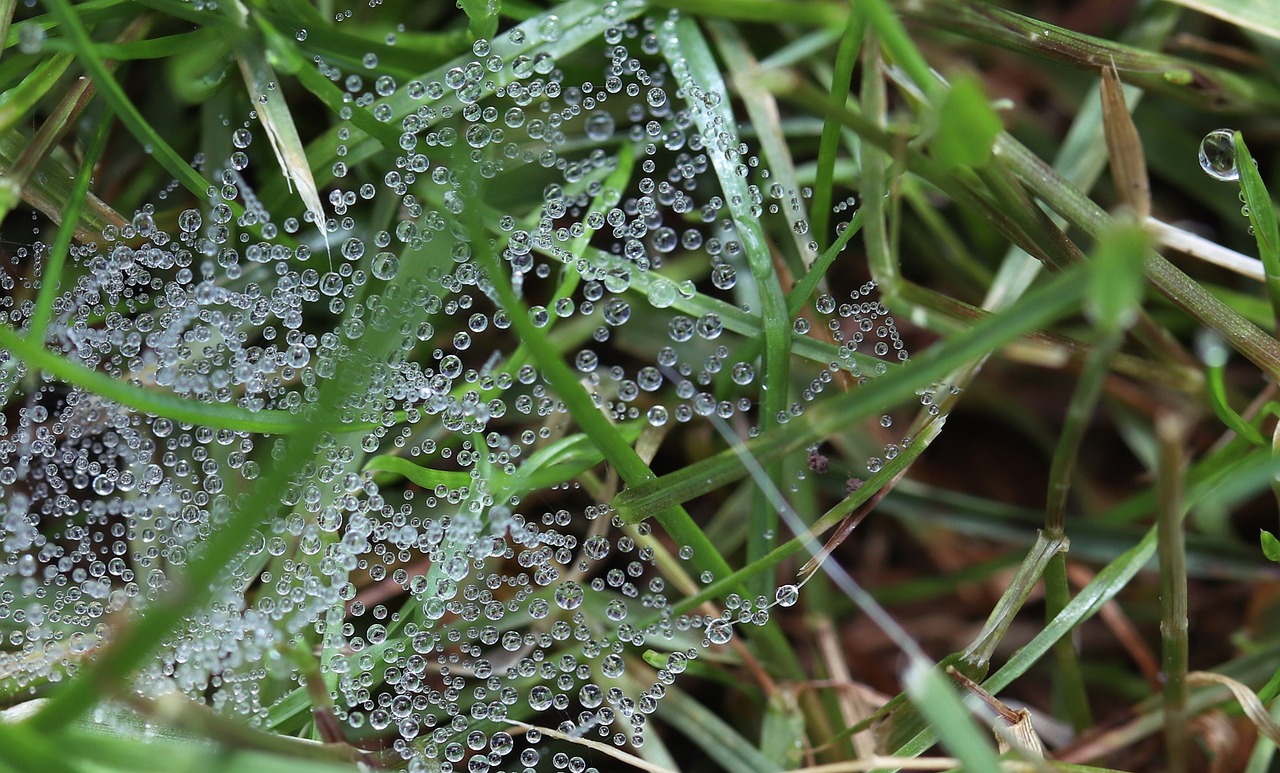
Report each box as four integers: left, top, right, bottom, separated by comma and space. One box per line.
0, 4, 929, 772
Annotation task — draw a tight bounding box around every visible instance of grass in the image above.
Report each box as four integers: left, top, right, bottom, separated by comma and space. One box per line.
2, 0, 1280, 772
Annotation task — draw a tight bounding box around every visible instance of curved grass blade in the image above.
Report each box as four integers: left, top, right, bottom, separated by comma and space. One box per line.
0, 326, 333, 434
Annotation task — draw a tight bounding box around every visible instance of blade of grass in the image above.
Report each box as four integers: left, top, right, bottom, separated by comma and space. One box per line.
646, 0, 846, 25
860, 31, 897, 297
0, 718, 85, 773
1200, 337, 1265, 445
1157, 0, 1280, 41
900, 661, 1004, 773
230, 2, 328, 253
900, 0, 1280, 112
785, 209, 863, 318
39, 28, 216, 60
1041, 223, 1148, 731
712, 20, 818, 268
959, 530, 1069, 672
809, 7, 862, 251
507, 721, 679, 773
0, 0, 14, 66
1233, 132, 1280, 332
459, 0, 498, 39
0, 71, 98, 226
0, 326, 334, 433
1157, 412, 1191, 773
661, 16, 793, 597
1100, 64, 1150, 220
0, 53, 72, 135
658, 686, 783, 773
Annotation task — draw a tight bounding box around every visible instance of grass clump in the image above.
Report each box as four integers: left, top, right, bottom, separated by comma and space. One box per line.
1, 1, 1280, 772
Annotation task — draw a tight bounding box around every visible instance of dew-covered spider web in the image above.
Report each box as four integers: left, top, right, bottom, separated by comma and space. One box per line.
0, 3, 942, 771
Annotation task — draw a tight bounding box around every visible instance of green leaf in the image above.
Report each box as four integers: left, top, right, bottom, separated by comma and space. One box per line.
1085, 220, 1149, 332
931, 73, 1002, 170
1261, 530, 1280, 563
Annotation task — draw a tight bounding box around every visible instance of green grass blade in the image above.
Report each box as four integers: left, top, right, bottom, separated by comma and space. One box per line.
810, 8, 862, 250
0, 53, 72, 135
459, 0, 498, 39
1233, 131, 1280, 329
902, 661, 1004, 773
661, 16, 793, 594
930, 72, 1001, 170
1158, 0, 1280, 41
0, 326, 320, 433
658, 687, 783, 773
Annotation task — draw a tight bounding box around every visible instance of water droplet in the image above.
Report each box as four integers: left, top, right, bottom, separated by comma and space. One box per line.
648, 278, 677, 308
706, 619, 734, 644
1199, 129, 1239, 182
371, 252, 399, 280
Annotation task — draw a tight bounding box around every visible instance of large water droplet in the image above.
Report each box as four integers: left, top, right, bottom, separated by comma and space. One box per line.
1199, 129, 1239, 182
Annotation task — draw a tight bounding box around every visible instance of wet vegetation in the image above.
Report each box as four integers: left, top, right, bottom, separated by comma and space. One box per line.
2, 0, 1280, 771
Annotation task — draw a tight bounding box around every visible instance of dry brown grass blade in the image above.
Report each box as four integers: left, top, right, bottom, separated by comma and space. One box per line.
947, 666, 1047, 760
1100, 63, 1150, 220
1186, 672, 1280, 746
